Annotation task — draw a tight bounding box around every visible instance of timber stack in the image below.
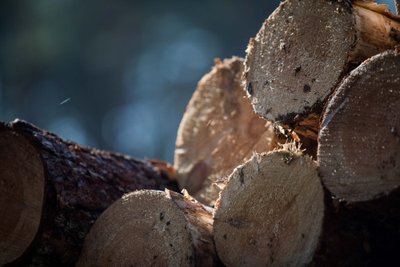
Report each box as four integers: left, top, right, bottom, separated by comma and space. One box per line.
1, 0, 400, 266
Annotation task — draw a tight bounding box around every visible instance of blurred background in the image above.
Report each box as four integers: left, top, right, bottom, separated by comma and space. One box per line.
0, 0, 395, 162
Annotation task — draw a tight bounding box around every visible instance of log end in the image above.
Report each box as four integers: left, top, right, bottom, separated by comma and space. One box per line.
174, 57, 276, 206
213, 147, 324, 267
243, 0, 355, 122
76, 190, 196, 267
318, 50, 400, 202
0, 130, 44, 266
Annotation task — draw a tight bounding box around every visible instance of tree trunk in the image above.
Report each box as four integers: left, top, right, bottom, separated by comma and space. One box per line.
0, 119, 177, 267
76, 189, 218, 267
213, 147, 324, 267
174, 57, 276, 206
243, 0, 400, 138
318, 50, 400, 202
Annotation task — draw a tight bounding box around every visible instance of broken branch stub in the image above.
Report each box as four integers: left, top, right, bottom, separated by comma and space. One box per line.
76, 190, 217, 267
213, 147, 324, 267
174, 57, 276, 206
244, 0, 400, 130
318, 50, 400, 202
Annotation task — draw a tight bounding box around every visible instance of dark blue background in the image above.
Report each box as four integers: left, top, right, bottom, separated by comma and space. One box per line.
0, 0, 394, 162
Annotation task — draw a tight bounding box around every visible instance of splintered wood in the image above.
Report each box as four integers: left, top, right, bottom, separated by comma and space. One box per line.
174, 57, 276, 206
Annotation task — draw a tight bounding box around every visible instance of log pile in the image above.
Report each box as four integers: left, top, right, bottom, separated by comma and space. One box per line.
0, 120, 177, 266
1, 0, 400, 266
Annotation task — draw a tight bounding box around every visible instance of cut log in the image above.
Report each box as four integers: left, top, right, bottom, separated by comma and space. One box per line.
318, 50, 400, 202
76, 189, 217, 267
0, 120, 177, 266
213, 146, 324, 267
174, 57, 276, 206
243, 0, 400, 134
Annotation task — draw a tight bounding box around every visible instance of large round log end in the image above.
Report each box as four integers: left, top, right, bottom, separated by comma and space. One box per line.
214, 148, 324, 267
0, 131, 44, 266
244, 0, 355, 122
76, 190, 195, 267
175, 57, 276, 206
318, 50, 400, 202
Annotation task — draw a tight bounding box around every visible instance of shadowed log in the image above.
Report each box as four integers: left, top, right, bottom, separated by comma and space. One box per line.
76, 189, 217, 267
318, 50, 400, 202
243, 0, 400, 137
213, 146, 324, 267
0, 120, 177, 266
311, 188, 400, 266
174, 57, 276, 206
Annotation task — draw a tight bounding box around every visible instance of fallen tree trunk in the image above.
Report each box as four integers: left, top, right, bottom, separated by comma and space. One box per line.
76, 189, 217, 267
318, 50, 400, 202
174, 57, 276, 206
213, 146, 324, 267
0, 120, 177, 267
243, 0, 400, 138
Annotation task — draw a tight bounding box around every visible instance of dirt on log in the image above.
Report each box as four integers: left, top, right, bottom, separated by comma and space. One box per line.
243, 0, 400, 138
0, 119, 178, 267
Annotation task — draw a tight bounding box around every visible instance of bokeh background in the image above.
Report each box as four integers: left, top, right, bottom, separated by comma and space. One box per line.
0, 0, 395, 162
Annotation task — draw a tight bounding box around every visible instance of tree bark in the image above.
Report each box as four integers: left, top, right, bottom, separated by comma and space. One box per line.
76, 189, 218, 267
174, 57, 276, 206
0, 119, 178, 267
243, 0, 400, 138
318, 50, 400, 202
213, 147, 324, 267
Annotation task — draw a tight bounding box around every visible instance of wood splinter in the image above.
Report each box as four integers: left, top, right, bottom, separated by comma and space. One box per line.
244, 0, 400, 137
76, 189, 217, 267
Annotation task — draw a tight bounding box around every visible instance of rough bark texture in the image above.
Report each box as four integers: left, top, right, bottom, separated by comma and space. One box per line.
76, 189, 218, 267
243, 0, 400, 134
213, 147, 324, 267
318, 50, 400, 202
0, 119, 177, 267
174, 57, 276, 206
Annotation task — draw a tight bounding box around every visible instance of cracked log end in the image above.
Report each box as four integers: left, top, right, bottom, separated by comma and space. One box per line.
213, 147, 324, 267
174, 57, 276, 206
0, 131, 44, 266
76, 189, 216, 267
244, 0, 400, 126
318, 50, 400, 202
